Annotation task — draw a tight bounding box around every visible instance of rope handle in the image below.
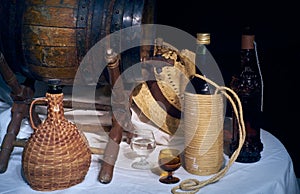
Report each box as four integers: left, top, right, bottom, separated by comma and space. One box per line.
29, 98, 48, 131
171, 73, 246, 194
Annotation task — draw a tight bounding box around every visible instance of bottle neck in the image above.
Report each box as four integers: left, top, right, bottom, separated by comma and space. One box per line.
241, 35, 255, 49
196, 43, 209, 55
47, 86, 62, 94
196, 33, 210, 56
240, 34, 258, 69
45, 92, 65, 120
186, 42, 210, 94
195, 43, 210, 80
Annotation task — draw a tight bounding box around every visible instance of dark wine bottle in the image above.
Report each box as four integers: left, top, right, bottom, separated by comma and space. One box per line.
185, 33, 211, 94
229, 26, 264, 163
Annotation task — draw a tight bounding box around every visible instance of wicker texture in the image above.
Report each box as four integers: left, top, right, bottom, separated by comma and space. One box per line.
183, 92, 224, 175
22, 93, 91, 191
132, 46, 195, 135
172, 74, 246, 194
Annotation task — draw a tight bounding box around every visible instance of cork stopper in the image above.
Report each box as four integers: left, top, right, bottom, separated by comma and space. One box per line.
241, 35, 255, 49
197, 33, 210, 45
241, 26, 255, 49
47, 79, 62, 94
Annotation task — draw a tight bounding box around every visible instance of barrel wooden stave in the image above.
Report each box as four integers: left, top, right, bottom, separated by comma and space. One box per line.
0, 0, 157, 85
22, 1, 79, 84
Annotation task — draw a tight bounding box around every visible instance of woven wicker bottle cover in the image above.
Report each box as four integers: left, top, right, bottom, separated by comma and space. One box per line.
22, 79, 91, 191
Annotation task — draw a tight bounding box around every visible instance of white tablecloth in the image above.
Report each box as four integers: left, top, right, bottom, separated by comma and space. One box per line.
0, 101, 299, 194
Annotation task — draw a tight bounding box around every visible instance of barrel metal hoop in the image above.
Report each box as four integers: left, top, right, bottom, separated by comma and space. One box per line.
76, 0, 90, 62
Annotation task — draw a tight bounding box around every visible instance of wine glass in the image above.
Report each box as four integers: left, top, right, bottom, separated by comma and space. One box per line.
158, 148, 181, 184
130, 129, 156, 170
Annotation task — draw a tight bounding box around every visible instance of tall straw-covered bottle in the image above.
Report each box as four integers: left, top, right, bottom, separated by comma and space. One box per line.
229, 26, 264, 163
183, 33, 224, 175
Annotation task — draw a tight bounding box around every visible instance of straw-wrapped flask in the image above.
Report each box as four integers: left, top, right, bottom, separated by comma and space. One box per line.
22, 79, 91, 191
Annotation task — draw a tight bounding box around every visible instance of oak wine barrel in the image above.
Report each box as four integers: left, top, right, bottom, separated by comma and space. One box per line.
0, 0, 157, 85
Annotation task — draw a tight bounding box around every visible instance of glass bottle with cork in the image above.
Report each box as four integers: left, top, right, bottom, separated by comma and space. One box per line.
229, 26, 264, 163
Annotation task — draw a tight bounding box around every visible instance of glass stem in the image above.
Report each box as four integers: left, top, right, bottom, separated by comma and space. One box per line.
167, 172, 173, 179
140, 156, 148, 164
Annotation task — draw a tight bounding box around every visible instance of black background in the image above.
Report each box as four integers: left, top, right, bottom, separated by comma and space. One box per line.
155, 0, 299, 177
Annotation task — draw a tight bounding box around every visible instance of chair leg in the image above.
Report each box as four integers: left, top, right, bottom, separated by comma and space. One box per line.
0, 52, 41, 173
98, 48, 134, 184
98, 116, 123, 183
0, 103, 26, 173
0, 80, 42, 173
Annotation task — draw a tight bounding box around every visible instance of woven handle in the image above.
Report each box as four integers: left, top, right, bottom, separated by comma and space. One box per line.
29, 98, 48, 131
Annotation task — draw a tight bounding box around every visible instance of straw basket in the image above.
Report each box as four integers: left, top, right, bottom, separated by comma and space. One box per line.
22, 92, 91, 191
132, 43, 195, 135
183, 92, 224, 175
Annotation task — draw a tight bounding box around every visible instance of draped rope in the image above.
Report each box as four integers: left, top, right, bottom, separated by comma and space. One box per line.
171, 74, 246, 194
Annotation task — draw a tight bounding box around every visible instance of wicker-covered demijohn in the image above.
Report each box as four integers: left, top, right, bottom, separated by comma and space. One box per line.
22, 79, 91, 191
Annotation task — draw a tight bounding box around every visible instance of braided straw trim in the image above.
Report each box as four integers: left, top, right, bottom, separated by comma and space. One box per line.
154, 49, 196, 112
171, 74, 246, 194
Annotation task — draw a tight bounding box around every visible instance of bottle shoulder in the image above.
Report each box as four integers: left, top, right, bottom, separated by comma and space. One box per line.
230, 73, 262, 96
186, 75, 210, 95
240, 50, 260, 70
